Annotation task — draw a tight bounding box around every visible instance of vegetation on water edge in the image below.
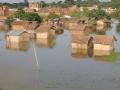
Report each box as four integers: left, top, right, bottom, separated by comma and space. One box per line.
96, 52, 120, 62
117, 23, 120, 34
47, 13, 61, 19
0, 0, 119, 8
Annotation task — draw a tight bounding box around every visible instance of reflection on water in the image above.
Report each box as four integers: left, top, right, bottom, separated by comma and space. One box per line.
6, 42, 30, 51
35, 37, 56, 48
72, 48, 88, 58
72, 48, 94, 58
94, 50, 112, 56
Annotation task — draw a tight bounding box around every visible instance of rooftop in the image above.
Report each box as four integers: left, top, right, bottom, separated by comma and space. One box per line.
72, 34, 89, 44
94, 35, 114, 45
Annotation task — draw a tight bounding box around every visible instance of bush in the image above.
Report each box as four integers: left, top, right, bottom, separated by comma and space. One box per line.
5, 9, 42, 26
117, 23, 120, 34
47, 13, 61, 19
69, 12, 81, 17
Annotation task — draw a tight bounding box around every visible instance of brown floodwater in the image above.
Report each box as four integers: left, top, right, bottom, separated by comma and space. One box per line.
0, 19, 120, 90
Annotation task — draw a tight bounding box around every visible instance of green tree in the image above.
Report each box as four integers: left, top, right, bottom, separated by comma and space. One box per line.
48, 13, 61, 19
40, 1, 48, 7
64, 0, 75, 7
5, 9, 42, 26
88, 8, 110, 20
112, 0, 120, 8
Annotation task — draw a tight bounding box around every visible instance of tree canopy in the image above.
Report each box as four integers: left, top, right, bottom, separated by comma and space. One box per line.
47, 13, 61, 19
5, 9, 42, 27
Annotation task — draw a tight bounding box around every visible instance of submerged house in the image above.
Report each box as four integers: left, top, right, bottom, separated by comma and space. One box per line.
6, 30, 29, 43
69, 21, 87, 31
11, 20, 40, 38
24, 21, 40, 38
35, 36, 56, 48
36, 24, 55, 39
93, 35, 114, 56
71, 34, 89, 49
71, 33, 91, 56
6, 41, 29, 51
11, 20, 25, 30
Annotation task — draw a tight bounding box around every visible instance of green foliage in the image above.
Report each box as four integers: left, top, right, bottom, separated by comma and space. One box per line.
111, 10, 120, 20
0, 3, 26, 9
5, 9, 42, 26
105, 52, 120, 61
47, 13, 61, 19
5, 15, 15, 27
88, 8, 111, 20
96, 52, 120, 63
64, 0, 75, 7
112, 0, 120, 8
40, 1, 48, 7
117, 23, 120, 34
69, 12, 81, 17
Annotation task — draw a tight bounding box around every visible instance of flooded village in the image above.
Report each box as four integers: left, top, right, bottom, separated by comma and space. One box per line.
0, 0, 120, 90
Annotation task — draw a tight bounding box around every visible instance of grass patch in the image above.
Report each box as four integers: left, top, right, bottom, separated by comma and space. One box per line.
117, 23, 120, 34
95, 52, 120, 63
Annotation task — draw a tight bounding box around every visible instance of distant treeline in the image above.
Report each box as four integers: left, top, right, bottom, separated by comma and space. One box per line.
0, 3, 26, 9
0, 0, 120, 9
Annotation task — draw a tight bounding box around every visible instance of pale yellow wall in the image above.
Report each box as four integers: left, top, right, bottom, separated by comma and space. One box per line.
36, 38, 48, 46
94, 50, 112, 56
7, 36, 20, 43
36, 33, 48, 39
72, 48, 88, 55
72, 43, 87, 49
7, 34, 29, 43
94, 44, 113, 51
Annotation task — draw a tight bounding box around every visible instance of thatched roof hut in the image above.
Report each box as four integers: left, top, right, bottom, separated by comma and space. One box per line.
93, 35, 114, 52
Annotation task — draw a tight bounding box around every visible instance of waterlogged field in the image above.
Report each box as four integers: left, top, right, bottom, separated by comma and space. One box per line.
0, 19, 120, 90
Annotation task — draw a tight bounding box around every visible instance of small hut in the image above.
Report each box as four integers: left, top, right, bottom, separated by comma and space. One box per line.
6, 30, 29, 43
71, 34, 89, 49
93, 35, 114, 56
36, 24, 55, 39
24, 21, 40, 39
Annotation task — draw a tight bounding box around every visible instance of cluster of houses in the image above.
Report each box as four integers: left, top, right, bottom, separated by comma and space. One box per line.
0, 2, 117, 17
23, 2, 117, 16
0, 2, 117, 55
68, 17, 115, 57
5, 15, 115, 56
24, 3, 80, 16
5, 19, 63, 50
